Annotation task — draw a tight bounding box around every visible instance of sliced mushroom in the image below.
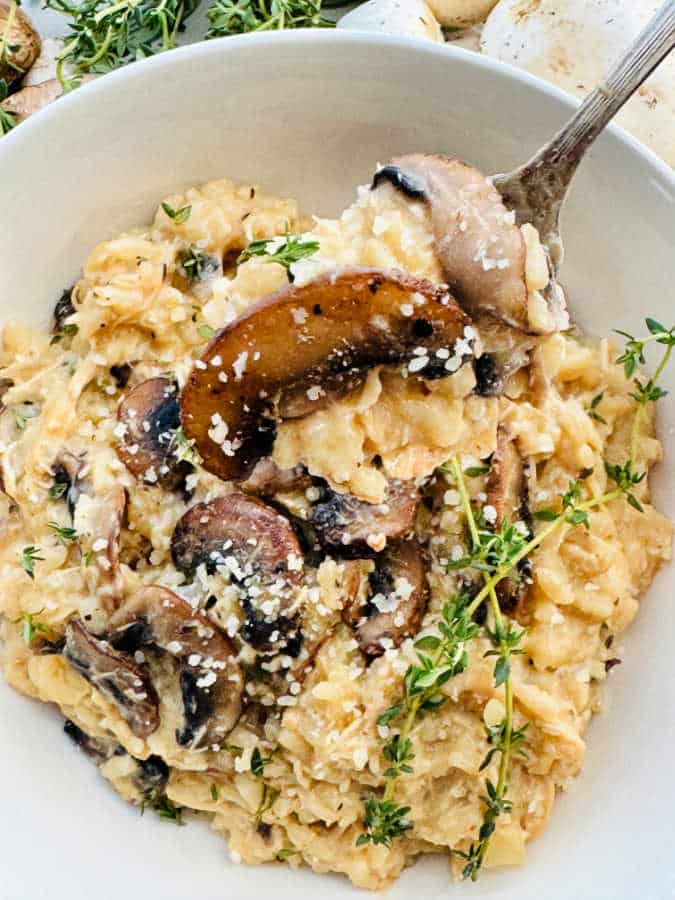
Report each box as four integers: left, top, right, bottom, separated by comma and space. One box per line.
0, 3, 41, 86
116, 377, 192, 489
63, 719, 124, 764
241, 457, 311, 498
180, 268, 470, 480
64, 719, 169, 795
309, 480, 420, 556
63, 617, 160, 739
486, 428, 531, 611
75, 484, 127, 609
53, 287, 76, 333
343, 540, 429, 657
473, 319, 536, 396
109, 585, 243, 748
50, 451, 85, 518
171, 493, 304, 656
372, 154, 567, 334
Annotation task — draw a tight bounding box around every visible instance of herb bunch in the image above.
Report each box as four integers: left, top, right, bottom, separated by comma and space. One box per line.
207, 0, 333, 38
46, 0, 200, 90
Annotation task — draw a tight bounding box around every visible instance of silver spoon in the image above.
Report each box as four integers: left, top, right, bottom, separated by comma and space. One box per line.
493, 0, 675, 274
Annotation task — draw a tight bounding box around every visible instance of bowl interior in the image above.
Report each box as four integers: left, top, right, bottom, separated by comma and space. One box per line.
1, 32, 673, 900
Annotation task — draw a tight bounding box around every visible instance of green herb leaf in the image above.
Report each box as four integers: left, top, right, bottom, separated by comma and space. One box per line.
162, 202, 192, 225
47, 0, 200, 89
464, 465, 490, 477
197, 323, 215, 339
48, 521, 78, 544
19, 545, 44, 579
207, 0, 334, 38
48, 479, 69, 501
238, 224, 319, 282
13, 610, 50, 645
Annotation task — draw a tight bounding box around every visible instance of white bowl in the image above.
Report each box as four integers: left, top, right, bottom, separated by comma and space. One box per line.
1, 31, 673, 900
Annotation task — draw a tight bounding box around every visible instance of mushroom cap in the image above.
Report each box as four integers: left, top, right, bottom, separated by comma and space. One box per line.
427, 0, 498, 27
481, 0, 675, 168
116, 377, 190, 488
337, 0, 444, 42
180, 268, 469, 480
346, 539, 429, 657
375, 155, 532, 331
171, 492, 303, 585
0, 3, 41, 86
109, 586, 244, 748
63, 617, 160, 739
309, 479, 420, 556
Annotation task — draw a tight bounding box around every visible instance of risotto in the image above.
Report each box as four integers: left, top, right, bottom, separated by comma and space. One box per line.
0, 158, 671, 890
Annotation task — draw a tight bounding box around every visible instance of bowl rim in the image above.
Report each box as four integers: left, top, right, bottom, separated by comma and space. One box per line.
2, 28, 675, 193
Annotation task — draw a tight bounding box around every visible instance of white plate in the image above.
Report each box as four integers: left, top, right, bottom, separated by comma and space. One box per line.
0, 31, 673, 900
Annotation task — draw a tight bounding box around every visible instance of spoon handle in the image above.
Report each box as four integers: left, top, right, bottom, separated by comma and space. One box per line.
494, 1, 675, 254
541, 0, 675, 167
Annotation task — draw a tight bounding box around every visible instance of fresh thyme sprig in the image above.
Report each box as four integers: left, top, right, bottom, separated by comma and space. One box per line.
449, 456, 527, 879
359, 320, 674, 875
19, 545, 44, 579
238, 224, 320, 282
170, 426, 200, 465
586, 391, 607, 424
357, 594, 479, 848
161, 201, 191, 225
206, 0, 333, 38
250, 746, 279, 825
48, 521, 78, 545
47, 0, 200, 91
141, 789, 185, 824
0, 78, 16, 136
13, 610, 51, 644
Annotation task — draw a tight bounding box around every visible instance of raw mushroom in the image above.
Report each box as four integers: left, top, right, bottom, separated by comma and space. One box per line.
344, 539, 429, 657
63, 617, 160, 739
309, 479, 420, 556
171, 493, 304, 656
485, 428, 531, 611
180, 268, 471, 480
116, 377, 192, 489
109, 585, 244, 748
0, 2, 41, 86
481, 0, 675, 168
337, 0, 444, 42
372, 154, 563, 333
427, 0, 498, 27
0, 79, 61, 124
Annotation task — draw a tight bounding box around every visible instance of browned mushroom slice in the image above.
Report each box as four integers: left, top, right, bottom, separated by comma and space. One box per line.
116, 377, 191, 489
373, 155, 568, 335
171, 493, 304, 656
486, 429, 531, 611
77, 484, 127, 611
109, 586, 244, 748
241, 457, 312, 498
63, 617, 160, 739
309, 480, 420, 556
180, 268, 470, 480
344, 540, 429, 657
64, 719, 170, 796
373, 155, 531, 330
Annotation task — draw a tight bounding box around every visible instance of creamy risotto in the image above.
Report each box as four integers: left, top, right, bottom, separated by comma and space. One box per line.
0, 159, 671, 890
